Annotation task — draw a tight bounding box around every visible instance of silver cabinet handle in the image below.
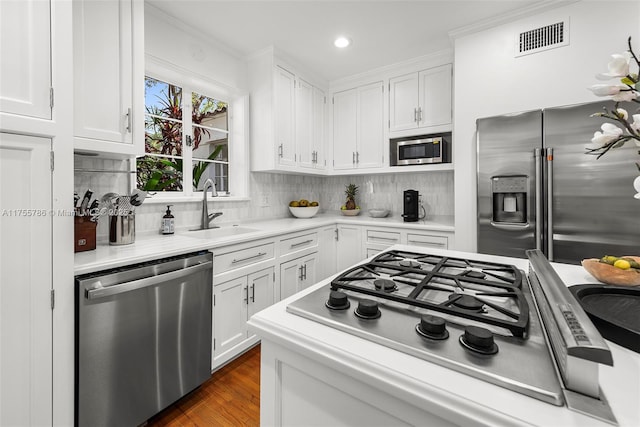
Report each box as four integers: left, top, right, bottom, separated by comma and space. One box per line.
278, 144, 283, 157
244, 286, 248, 304
546, 148, 554, 261
291, 239, 313, 248
414, 107, 418, 123
356, 152, 359, 164
303, 264, 307, 280
352, 152, 356, 164
299, 265, 304, 281
85, 261, 212, 300
231, 251, 267, 264
407, 240, 446, 248
251, 283, 255, 303
534, 148, 543, 252
370, 236, 399, 242
335, 228, 339, 241
125, 108, 132, 133
417, 107, 422, 123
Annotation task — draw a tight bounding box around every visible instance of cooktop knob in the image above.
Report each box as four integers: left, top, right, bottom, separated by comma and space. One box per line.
416, 315, 449, 340
325, 290, 350, 310
460, 325, 498, 355
355, 299, 381, 319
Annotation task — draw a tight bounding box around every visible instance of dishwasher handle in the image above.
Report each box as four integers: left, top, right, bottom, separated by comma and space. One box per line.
85, 260, 212, 300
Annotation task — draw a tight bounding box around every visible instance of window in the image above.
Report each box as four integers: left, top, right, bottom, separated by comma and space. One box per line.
137, 76, 231, 195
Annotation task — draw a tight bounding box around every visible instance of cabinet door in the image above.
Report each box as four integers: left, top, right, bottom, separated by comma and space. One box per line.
275, 66, 296, 166
248, 267, 275, 318
296, 78, 314, 169
332, 89, 358, 170
336, 225, 363, 271
280, 258, 302, 301
312, 86, 326, 170
73, 0, 133, 144
213, 276, 248, 364
300, 254, 317, 291
317, 225, 337, 281
418, 64, 452, 128
0, 0, 51, 119
389, 73, 419, 132
357, 81, 384, 168
0, 133, 52, 426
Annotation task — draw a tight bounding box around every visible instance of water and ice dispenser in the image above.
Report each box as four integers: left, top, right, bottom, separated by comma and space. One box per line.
491, 176, 527, 224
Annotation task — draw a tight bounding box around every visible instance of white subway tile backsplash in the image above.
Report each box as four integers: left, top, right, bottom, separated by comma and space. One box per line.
75, 154, 454, 241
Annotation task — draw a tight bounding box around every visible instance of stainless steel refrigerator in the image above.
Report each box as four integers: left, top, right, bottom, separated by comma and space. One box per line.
477, 101, 639, 264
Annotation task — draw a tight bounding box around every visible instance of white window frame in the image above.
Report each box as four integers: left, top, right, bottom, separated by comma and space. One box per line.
138, 55, 249, 203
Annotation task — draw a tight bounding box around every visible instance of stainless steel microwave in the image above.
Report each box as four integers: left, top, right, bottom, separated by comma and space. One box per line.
391, 136, 450, 166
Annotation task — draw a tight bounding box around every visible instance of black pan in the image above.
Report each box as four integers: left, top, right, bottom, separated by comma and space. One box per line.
569, 284, 640, 353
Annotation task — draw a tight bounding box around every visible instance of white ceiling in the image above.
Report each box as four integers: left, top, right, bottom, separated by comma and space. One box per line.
146, 0, 547, 82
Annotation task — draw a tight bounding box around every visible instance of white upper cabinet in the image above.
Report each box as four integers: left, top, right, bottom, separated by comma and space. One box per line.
73, 0, 143, 157
389, 64, 452, 134
248, 50, 328, 174
0, 0, 51, 120
332, 81, 384, 170
275, 66, 297, 167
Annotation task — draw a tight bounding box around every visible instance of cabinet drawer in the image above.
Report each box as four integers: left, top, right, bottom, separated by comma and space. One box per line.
279, 232, 318, 257
214, 242, 275, 275
366, 229, 401, 245
406, 233, 448, 249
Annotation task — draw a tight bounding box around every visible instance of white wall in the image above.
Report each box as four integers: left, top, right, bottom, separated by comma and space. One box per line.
453, 0, 640, 252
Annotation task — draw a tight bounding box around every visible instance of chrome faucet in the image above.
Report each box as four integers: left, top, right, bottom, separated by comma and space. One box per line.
201, 178, 223, 229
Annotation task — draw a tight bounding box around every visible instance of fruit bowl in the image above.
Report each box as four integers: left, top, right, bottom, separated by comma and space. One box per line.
289, 206, 320, 218
340, 208, 360, 216
581, 256, 640, 286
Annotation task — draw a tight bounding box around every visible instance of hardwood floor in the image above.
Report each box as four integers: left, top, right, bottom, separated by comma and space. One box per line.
146, 345, 261, 426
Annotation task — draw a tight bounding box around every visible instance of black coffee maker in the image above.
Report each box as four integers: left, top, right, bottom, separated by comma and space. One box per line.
402, 190, 419, 222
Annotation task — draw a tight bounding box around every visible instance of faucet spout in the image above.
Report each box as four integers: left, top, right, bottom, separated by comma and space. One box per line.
201, 179, 221, 229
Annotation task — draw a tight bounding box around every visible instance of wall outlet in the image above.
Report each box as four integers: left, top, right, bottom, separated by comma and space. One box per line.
259, 194, 270, 207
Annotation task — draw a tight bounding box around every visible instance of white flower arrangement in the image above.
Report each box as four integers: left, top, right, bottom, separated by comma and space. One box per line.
587, 37, 640, 199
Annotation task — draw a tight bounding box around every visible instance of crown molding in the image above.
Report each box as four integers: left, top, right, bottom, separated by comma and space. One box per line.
448, 0, 580, 40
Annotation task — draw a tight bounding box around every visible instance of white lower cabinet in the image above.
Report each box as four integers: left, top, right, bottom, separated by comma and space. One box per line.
280, 254, 317, 300
212, 266, 274, 368
0, 133, 53, 426
317, 225, 337, 281
336, 224, 364, 271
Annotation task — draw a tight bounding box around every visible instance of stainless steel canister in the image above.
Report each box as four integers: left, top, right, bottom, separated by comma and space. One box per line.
109, 213, 135, 245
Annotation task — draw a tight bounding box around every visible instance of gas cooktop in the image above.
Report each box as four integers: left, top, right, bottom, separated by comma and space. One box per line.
287, 250, 563, 405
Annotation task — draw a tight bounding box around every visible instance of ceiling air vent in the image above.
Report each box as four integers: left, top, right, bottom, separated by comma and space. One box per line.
515, 19, 569, 57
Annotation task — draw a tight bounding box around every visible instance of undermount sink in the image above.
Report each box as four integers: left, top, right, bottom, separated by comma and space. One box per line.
188, 226, 260, 239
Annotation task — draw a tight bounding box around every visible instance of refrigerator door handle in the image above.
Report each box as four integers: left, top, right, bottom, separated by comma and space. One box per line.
490, 222, 531, 230
546, 148, 554, 261
535, 148, 543, 252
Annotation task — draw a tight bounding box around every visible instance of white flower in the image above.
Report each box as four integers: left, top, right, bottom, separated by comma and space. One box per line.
596, 52, 632, 79
611, 90, 639, 102
591, 122, 623, 145
616, 108, 629, 120
630, 114, 640, 132
634, 176, 640, 199
588, 84, 624, 96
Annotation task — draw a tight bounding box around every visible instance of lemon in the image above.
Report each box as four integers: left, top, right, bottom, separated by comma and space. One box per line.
614, 259, 631, 270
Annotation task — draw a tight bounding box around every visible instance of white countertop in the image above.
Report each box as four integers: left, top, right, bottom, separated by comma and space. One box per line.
74, 213, 453, 275
248, 245, 640, 427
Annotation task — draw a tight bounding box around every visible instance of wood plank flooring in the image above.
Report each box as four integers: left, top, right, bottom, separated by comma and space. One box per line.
146, 345, 260, 426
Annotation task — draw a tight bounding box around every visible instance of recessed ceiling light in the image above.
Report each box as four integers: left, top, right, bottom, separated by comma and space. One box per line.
334, 37, 351, 48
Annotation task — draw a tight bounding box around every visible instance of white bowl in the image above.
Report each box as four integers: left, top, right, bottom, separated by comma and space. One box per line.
289, 206, 320, 218
340, 208, 360, 216
368, 209, 389, 218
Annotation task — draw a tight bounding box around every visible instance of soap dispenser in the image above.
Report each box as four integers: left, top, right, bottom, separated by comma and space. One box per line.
162, 205, 175, 235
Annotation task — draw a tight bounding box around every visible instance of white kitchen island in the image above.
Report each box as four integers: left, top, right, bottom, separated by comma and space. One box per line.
247, 246, 640, 427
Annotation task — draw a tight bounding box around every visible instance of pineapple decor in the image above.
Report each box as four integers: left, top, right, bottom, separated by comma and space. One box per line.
341, 183, 360, 214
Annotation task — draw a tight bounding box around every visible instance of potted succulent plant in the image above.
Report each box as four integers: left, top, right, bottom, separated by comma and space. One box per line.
341, 183, 360, 215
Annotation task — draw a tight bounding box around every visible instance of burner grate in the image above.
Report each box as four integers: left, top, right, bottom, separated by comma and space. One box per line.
330, 250, 529, 337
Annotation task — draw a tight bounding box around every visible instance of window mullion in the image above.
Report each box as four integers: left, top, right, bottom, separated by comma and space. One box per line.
183, 87, 194, 195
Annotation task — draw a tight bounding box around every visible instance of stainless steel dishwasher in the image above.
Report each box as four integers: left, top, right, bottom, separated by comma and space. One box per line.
75, 251, 213, 427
